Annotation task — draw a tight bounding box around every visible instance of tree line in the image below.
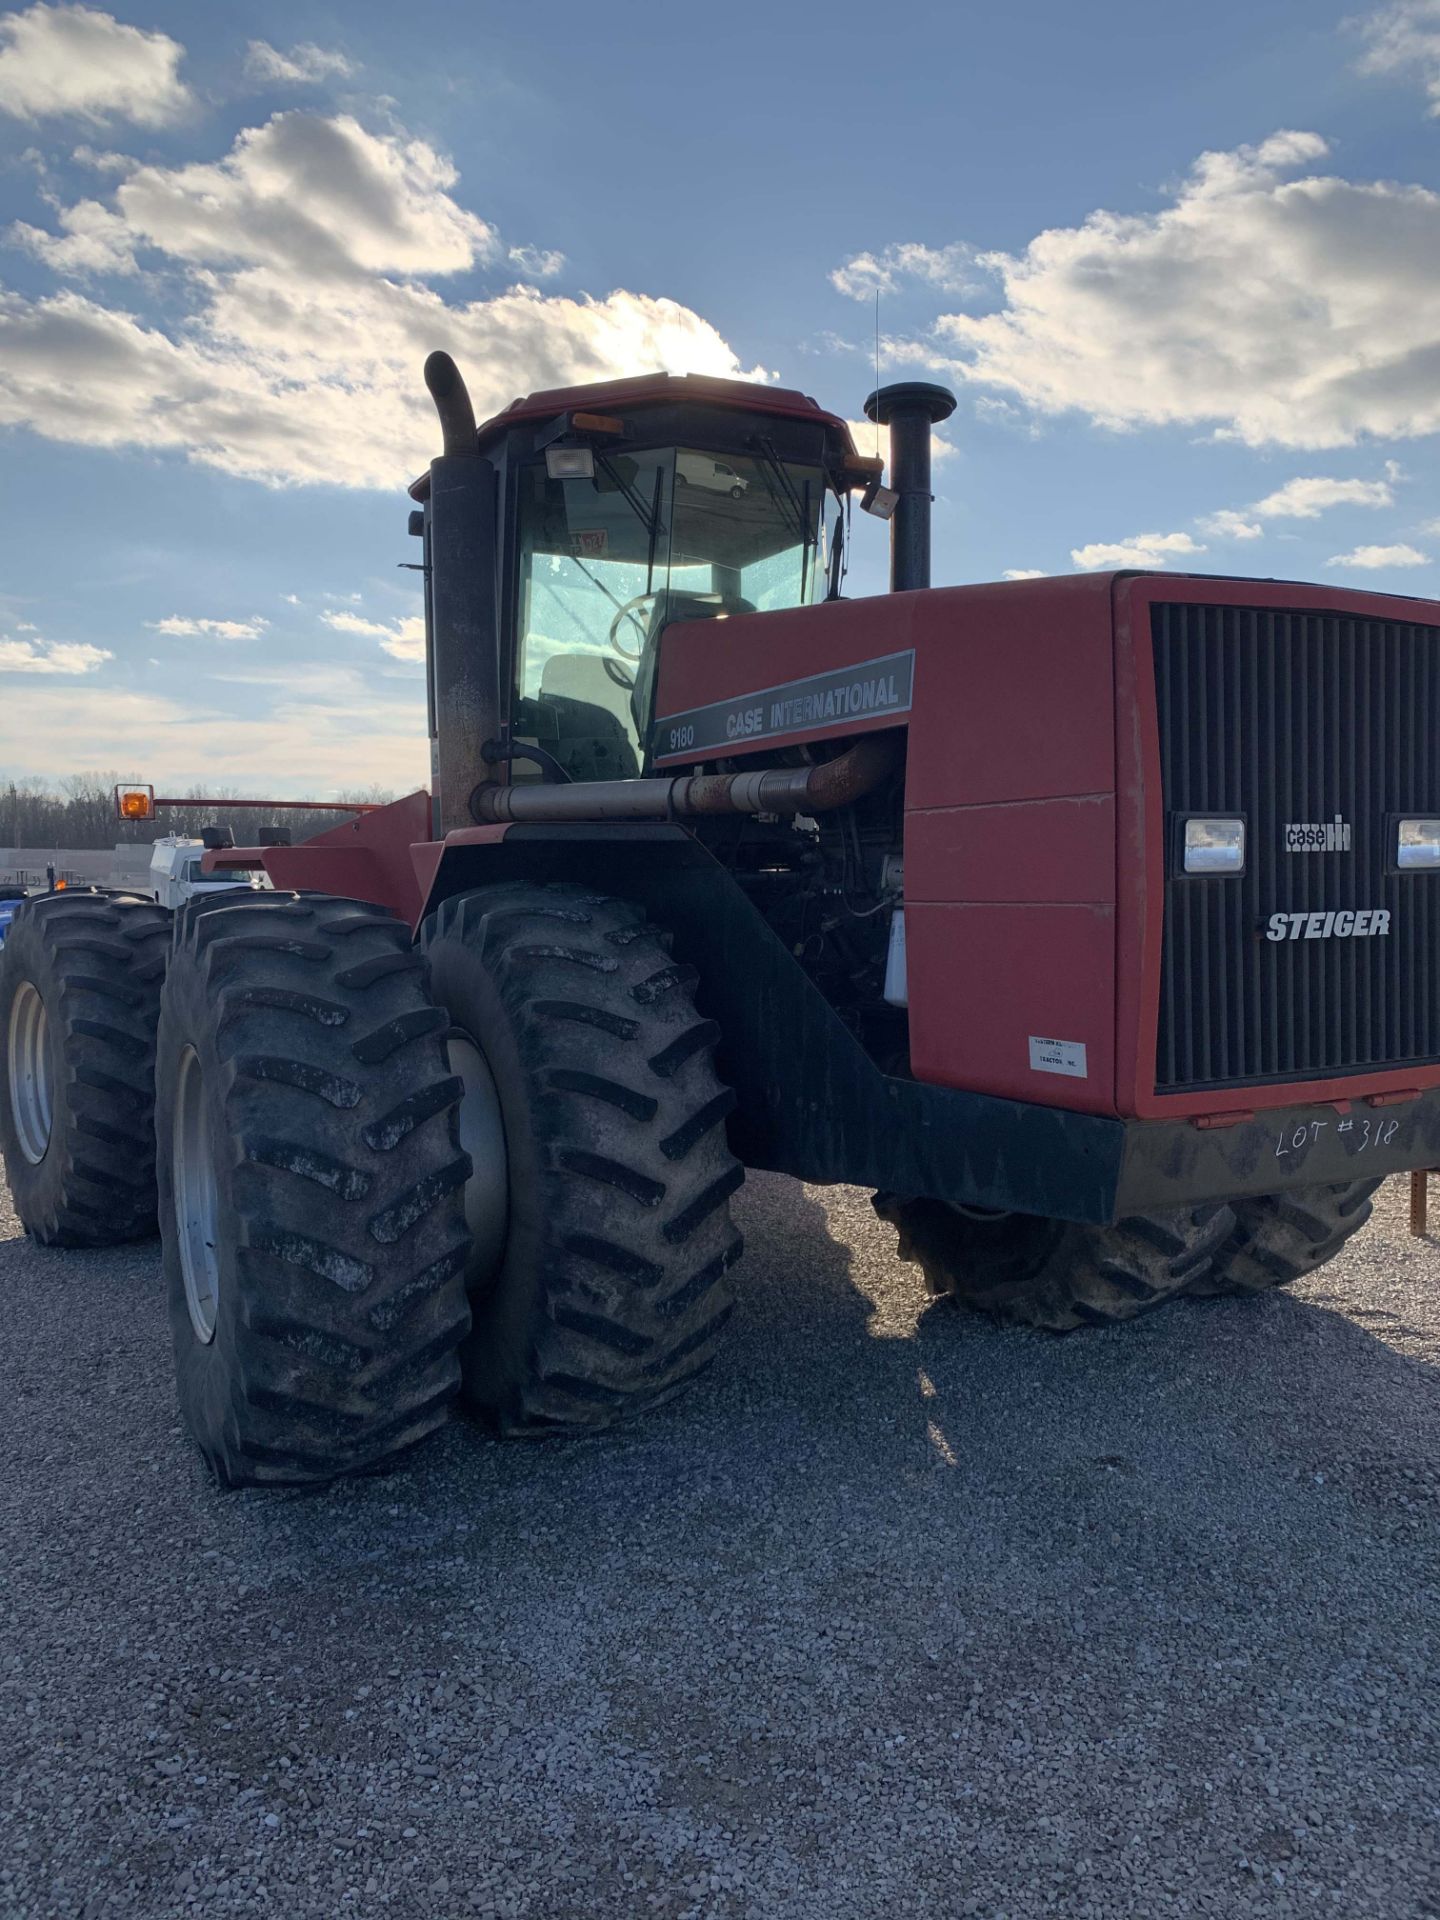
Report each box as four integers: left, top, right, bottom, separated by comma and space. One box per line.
2, 774, 396, 851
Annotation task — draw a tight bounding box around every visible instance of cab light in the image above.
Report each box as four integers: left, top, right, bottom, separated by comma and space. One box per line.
545, 446, 595, 481
1182, 816, 1246, 875
1396, 818, 1440, 870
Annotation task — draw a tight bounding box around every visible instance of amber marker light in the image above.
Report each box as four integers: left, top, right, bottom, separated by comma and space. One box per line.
115, 784, 155, 821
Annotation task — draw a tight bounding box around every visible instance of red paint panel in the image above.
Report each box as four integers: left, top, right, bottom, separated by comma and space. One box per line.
905, 576, 1115, 810
906, 902, 1117, 1115
906, 795, 1115, 906
258, 790, 432, 924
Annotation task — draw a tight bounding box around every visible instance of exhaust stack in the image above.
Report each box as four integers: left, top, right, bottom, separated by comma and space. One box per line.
422, 352, 502, 835
863, 382, 957, 593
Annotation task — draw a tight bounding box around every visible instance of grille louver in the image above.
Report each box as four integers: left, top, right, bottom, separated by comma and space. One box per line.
1152, 602, 1440, 1092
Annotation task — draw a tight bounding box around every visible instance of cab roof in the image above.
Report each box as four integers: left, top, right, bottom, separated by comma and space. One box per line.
472, 372, 857, 456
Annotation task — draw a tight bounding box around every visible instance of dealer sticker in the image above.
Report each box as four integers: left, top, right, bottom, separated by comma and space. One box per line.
1029, 1035, 1088, 1079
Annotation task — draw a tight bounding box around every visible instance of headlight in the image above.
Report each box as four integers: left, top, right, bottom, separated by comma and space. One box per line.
1180, 815, 1246, 876
1396, 818, 1440, 871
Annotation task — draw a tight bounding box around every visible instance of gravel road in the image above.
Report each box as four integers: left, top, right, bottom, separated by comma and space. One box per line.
3, 1171, 1438, 1919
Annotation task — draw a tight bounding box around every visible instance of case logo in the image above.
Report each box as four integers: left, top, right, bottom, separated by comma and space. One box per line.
653, 650, 915, 761
1285, 815, 1351, 852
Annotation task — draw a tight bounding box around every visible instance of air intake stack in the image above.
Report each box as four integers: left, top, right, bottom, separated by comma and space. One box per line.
863, 381, 957, 593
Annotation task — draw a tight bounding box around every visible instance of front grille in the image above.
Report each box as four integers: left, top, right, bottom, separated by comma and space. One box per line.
1152, 601, 1440, 1092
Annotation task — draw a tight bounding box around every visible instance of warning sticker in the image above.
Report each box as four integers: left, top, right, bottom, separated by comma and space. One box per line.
1028, 1035, 1088, 1079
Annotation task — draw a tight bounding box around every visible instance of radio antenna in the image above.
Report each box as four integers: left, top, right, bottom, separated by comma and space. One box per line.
874, 290, 882, 460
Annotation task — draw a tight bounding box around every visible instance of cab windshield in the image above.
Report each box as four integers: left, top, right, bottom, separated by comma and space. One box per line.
513, 446, 827, 779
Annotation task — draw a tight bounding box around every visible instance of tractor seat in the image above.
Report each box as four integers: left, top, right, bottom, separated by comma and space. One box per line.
535, 652, 641, 782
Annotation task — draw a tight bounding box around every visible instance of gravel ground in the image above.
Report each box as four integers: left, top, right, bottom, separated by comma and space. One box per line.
3, 1172, 1438, 1920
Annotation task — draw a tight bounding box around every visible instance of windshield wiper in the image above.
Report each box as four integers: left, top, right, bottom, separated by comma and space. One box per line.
749, 435, 811, 546
595, 452, 662, 541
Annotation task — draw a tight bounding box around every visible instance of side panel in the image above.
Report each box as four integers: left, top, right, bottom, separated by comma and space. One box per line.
906, 901, 1117, 1115
901, 578, 1120, 1114
904, 794, 1116, 906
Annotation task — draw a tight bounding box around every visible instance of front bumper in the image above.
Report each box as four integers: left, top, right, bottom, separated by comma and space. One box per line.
1113, 1089, 1440, 1218
778, 1069, 1440, 1227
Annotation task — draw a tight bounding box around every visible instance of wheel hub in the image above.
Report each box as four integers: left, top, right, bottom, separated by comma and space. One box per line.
7, 979, 53, 1165
173, 1045, 220, 1343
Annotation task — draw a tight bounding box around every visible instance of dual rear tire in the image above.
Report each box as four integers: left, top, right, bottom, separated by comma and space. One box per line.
0, 881, 744, 1484
152, 882, 741, 1478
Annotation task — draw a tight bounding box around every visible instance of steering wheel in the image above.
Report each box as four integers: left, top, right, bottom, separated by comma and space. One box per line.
607, 590, 660, 661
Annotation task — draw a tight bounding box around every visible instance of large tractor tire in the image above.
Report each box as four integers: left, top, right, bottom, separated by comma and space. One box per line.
872, 1194, 1235, 1331
155, 893, 471, 1487
0, 889, 170, 1246
1184, 1178, 1382, 1300
421, 882, 743, 1433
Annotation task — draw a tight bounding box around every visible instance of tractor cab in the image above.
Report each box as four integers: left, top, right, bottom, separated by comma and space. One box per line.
411, 371, 870, 806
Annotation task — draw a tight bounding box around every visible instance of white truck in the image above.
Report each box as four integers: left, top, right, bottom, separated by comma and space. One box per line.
111, 835, 271, 910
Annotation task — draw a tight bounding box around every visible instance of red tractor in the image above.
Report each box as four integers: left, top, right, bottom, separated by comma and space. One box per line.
4, 352, 1439, 1485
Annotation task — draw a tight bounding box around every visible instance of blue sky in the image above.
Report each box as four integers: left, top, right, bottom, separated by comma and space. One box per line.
0, 0, 1437, 795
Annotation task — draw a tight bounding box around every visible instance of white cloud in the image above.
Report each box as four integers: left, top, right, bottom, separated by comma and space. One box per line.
71, 142, 131, 172
113, 111, 497, 277
0, 109, 763, 489
1199, 509, 1264, 541
831, 242, 983, 302
149, 614, 269, 639
1327, 542, 1430, 567
0, 634, 110, 673
10, 197, 137, 274
243, 40, 354, 86
1353, 2, 1440, 115
1249, 475, 1394, 517
507, 244, 565, 279
1002, 568, 1046, 580
0, 3, 191, 127
1071, 531, 1205, 571
922, 132, 1440, 448
322, 609, 425, 661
